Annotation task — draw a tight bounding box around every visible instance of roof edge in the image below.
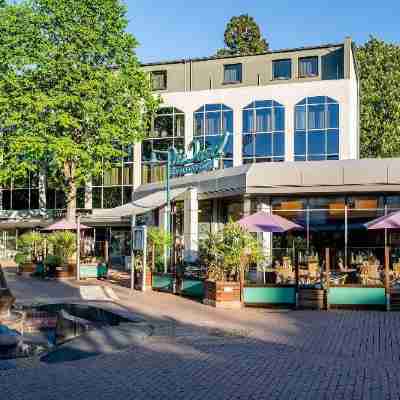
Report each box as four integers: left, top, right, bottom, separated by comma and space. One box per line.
141, 42, 345, 67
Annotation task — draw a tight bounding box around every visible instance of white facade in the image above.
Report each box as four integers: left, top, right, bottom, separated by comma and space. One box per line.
135, 77, 359, 184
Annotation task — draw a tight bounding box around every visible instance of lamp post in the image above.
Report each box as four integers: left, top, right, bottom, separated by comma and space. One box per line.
147, 149, 172, 273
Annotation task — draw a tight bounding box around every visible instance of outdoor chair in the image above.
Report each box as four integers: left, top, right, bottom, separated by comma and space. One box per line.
276, 260, 295, 284
393, 263, 400, 279
329, 273, 347, 285
306, 257, 320, 285
390, 263, 400, 287
360, 263, 382, 286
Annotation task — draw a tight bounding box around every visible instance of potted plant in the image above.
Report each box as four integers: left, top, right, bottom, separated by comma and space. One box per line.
43, 254, 63, 278
200, 221, 262, 308
15, 232, 45, 275
47, 231, 77, 278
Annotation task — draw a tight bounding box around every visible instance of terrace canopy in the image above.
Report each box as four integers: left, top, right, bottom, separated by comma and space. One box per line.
238, 211, 303, 233
91, 187, 187, 220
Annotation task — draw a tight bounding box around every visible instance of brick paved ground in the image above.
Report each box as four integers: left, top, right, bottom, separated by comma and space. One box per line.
1, 268, 400, 399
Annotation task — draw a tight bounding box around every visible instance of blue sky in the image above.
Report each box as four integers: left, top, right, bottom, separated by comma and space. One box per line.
127, 0, 399, 63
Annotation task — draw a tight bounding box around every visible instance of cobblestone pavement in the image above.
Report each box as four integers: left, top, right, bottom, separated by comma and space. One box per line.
2, 269, 400, 399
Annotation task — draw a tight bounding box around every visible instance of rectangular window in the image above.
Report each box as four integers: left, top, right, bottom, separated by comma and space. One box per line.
151, 70, 167, 90
272, 59, 292, 80
223, 63, 242, 84
299, 56, 319, 78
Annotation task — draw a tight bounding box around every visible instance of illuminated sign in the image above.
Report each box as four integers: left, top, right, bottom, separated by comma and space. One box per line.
170, 132, 229, 177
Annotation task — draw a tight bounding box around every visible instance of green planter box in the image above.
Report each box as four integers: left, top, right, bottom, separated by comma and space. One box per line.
152, 274, 174, 292
79, 263, 107, 279
181, 279, 204, 298
328, 286, 386, 308
244, 285, 296, 307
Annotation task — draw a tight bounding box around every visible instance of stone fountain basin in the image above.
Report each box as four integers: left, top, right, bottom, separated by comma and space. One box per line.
0, 302, 149, 362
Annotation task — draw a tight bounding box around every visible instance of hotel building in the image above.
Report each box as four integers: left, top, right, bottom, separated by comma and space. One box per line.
2, 37, 400, 267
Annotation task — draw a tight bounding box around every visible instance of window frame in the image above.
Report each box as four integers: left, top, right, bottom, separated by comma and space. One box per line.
151, 70, 167, 91
142, 107, 185, 185
193, 104, 234, 168
298, 56, 319, 79
294, 97, 340, 162
223, 63, 243, 84
242, 100, 285, 164
272, 59, 292, 81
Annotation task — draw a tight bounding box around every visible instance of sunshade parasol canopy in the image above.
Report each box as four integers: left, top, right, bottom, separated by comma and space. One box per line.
41, 218, 90, 231
365, 211, 400, 230
238, 211, 303, 233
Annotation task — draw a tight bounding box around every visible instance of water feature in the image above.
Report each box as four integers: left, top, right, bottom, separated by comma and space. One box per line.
0, 265, 25, 359
0, 265, 147, 361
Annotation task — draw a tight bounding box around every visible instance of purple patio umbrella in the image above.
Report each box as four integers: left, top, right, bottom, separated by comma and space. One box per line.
41, 218, 90, 231
365, 211, 400, 230
238, 211, 303, 233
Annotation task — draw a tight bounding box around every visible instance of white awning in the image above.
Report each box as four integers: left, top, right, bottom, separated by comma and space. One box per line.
91, 187, 187, 220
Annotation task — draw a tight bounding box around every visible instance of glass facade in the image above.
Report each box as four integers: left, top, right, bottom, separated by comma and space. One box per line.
0, 174, 39, 210
269, 194, 396, 269
92, 147, 135, 209
242, 100, 285, 163
142, 107, 185, 184
295, 96, 339, 161
194, 104, 234, 168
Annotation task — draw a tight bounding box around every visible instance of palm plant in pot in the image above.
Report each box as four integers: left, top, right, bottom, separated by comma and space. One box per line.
200, 221, 262, 308
45, 231, 77, 278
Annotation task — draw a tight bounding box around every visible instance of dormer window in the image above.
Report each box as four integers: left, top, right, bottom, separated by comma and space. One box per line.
151, 70, 167, 90
223, 63, 242, 84
273, 59, 292, 80
299, 56, 319, 78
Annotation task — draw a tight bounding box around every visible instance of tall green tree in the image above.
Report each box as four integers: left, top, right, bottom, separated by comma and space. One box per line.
216, 14, 268, 57
0, 0, 158, 221
357, 37, 400, 158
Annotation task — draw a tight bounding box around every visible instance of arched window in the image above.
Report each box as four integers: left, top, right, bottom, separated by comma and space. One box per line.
242, 100, 285, 163
142, 107, 185, 184
294, 97, 339, 161
194, 104, 233, 168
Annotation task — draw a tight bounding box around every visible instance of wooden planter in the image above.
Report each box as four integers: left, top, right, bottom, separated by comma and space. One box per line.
134, 270, 153, 291
53, 264, 76, 279
298, 287, 326, 310
203, 280, 242, 308
18, 262, 36, 275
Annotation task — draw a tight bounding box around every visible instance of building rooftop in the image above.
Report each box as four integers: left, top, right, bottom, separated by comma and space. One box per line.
141, 41, 346, 67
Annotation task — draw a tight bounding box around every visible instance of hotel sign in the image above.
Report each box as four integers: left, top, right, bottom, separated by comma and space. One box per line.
170, 132, 229, 178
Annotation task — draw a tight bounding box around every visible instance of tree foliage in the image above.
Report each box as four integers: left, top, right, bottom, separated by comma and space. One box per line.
357, 37, 400, 158
216, 14, 268, 57
15, 232, 45, 264
0, 0, 158, 220
147, 226, 172, 271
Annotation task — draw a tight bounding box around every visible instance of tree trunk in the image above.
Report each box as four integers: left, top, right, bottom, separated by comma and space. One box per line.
64, 161, 77, 222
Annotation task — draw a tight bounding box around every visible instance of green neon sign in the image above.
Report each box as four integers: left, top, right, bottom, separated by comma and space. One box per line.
169, 132, 230, 177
